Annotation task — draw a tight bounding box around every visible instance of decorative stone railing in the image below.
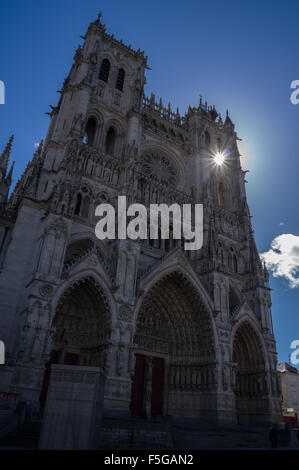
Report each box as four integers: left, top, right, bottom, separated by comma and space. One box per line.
75, 142, 194, 206
142, 96, 187, 128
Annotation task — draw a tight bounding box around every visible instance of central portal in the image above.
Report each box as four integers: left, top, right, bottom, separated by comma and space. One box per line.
130, 272, 216, 418
130, 354, 165, 417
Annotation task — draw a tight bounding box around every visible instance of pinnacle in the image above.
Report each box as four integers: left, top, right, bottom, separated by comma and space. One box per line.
6, 160, 15, 182
0, 135, 14, 177
224, 109, 233, 125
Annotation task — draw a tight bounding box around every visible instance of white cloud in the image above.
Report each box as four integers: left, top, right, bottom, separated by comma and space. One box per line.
260, 234, 299, 288
34, 141, 40, 149
279, 222, 284, 226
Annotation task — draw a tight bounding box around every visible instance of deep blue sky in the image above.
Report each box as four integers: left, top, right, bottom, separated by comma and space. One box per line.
0, 0, 298, 363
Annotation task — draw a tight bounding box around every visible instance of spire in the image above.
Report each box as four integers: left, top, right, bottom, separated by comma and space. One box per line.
0, 135, 14, 178
224, 109, 233, 125
209, 214, 217, 262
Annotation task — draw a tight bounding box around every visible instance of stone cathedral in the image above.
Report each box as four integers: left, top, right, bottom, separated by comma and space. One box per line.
0, 15, 282, 444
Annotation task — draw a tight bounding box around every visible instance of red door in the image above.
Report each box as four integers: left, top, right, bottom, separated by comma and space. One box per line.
130, 354, 146, 416
151, 357, 164, 416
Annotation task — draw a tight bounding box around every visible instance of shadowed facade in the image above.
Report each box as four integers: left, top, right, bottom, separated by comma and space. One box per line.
0, 15, 282, 442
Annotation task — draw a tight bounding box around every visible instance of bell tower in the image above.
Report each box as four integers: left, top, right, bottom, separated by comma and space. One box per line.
41, 14, 147, 177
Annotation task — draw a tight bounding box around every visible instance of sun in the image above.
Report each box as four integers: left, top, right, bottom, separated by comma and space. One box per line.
214, 152, 225, 166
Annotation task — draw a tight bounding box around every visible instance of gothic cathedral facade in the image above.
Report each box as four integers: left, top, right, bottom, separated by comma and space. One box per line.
0, 16, 282, 427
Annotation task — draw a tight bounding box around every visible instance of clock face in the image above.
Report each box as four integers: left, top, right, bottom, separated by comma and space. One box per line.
141, 151, 178, 187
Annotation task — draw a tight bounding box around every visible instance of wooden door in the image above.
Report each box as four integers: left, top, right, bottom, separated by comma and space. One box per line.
130, 354, 146, 416
151, 357, 164, 416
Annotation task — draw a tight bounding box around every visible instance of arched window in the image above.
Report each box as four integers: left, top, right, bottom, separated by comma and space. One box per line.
105, 127, 116, 155
217, 242, 225, 266
84, 117, 97, 146
74, 193, 82, 216
116, 68, 125, 91
228, 248, 238, 273
99, 58, 110, 82
228, 248, 234, 271
229, 286, 239, 315
81, 195, 90, 219
205, 130, 211, 149
233, 255, 238, 273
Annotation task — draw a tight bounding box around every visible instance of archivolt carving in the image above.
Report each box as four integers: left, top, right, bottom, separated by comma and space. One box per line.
134, 271, 217, 392
53, 276, 111, 368
232, 320, 274, 422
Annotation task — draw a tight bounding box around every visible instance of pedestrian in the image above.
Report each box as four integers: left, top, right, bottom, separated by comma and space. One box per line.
269, 424, 278, 449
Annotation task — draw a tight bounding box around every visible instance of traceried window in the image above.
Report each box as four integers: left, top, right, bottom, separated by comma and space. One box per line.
74, 193, 82, 216
116, 68, 125, 91
99, 58, 110, 82
74, 188, 91, 219
105, 127, 117, 155
205, 130, 211, 149
140, 151, 178, 187
81, 195, 90, 219
229, 286, 239, 314
84, 117, 97, 146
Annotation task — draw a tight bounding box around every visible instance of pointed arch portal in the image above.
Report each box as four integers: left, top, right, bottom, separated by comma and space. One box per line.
232, 321, 269, 425
40, 277, 111, 407
130, 272, 216, 418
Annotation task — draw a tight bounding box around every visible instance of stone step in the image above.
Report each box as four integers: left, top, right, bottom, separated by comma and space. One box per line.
172, 427, 270, 449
